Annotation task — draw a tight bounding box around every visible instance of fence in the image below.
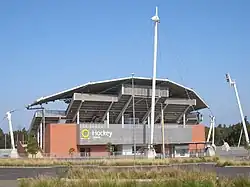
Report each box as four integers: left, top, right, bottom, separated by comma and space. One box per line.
23, 148, 206, 159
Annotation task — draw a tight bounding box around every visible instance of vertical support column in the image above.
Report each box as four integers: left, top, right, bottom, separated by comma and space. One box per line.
42, 108, 46, 153
148, 116, 150, 128
161, 103, 165, 158
77, 111, 80, 124
107, 111, 109, 128
183, 113, 186, 128
39, 122, 43, 149
121, 114, 124, 128
37, 129, 40, 145
143, 124, 146, 147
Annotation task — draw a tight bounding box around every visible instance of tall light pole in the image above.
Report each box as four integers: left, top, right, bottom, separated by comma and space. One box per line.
238, 116, 247, 147
132, 73, 136, 159
226, 73, 249, 145
206, 115, 215, 146
5, 110, 19, 157
149, 6, 160, 157
6, 111, 16, 150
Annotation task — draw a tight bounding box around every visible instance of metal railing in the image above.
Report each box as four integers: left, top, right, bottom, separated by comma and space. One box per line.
35, 110, 66, 117
31, 149, 207, 159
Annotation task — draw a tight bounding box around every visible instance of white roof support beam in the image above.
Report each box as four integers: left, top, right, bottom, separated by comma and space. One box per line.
115, 96, 132, 123
66, 99, 74, 116
72, 101, 83, 122
101, 102, 114, 122
141, 97, 161, 124
73, 93, 118, 102
154, 104, 168, 123
165, 98, 196, 106
176, 106, 190, 123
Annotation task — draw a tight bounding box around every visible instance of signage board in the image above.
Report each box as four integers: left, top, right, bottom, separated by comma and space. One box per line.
81, 129, 112, 139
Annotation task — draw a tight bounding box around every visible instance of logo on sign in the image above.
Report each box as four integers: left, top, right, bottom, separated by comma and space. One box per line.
81, 129, 90, 139
80, 129, 112, 139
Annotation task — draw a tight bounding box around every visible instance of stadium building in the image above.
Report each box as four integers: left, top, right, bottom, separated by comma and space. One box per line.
25, 77, 208, 158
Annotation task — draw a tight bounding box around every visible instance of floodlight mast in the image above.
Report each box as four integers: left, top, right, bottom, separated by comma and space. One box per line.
206, 115, 216, 150
6, 111, 16, 150
150, 7, 160, 152
225, 73, 250, 145
206, 115, 215, 146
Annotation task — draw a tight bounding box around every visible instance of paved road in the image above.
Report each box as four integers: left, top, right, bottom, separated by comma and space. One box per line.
0, 167, 68, 180
1, 164, 250, 180
0, 181, 18, 187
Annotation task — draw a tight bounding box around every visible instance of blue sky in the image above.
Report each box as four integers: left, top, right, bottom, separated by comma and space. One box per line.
0, 0, 249, 132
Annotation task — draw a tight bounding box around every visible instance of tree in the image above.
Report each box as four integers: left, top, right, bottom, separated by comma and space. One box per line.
26, 134, 39, 158
106, 142, 114, 156
69, 148, 75, 157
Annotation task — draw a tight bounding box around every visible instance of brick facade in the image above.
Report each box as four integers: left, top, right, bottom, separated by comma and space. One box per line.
45, 123, 205, 157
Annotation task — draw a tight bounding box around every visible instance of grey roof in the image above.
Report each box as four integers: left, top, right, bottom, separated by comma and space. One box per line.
28, 76, 208, 110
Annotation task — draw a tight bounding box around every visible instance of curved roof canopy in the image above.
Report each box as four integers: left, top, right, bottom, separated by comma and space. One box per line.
27, 76, 208, 110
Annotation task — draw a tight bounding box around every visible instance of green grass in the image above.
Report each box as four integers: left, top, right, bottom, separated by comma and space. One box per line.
2, 156, 250, 167
66, 167, 215, 179
18, 168, 250, 187
0, 157, 219, 167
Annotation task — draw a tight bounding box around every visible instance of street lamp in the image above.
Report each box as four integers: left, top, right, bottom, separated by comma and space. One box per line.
225, 73, 249, 145
4, 110, 19, 158
148, 6, 160, 158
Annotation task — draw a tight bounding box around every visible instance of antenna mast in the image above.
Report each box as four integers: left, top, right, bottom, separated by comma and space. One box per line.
225, 73, 249, 145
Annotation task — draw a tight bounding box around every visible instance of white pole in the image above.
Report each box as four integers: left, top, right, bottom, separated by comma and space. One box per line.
37, 129, 40, 145
40, 122, 43, 148
77, 111, 80, 124
161, 103, 165, 158
42, 108, 46, 151
183, 113, 186, 128
132, 73, 136, 159
233, 83, 249, 144
238, 116, 247, 147
121, 115, 124, 128
212, 116, 215, 146
206, 116, 213, 143
238, 128, 243, 147
150, 6, 160, 148
4, 134, 6, 149
6, 112, 15, 150
107, 111, 109, 128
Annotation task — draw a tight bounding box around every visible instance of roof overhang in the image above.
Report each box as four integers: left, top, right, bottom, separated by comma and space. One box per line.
27, 76, 209, 110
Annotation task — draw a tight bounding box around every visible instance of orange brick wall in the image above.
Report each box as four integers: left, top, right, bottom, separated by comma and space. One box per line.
16, 141, 27, 157
45, 123, 77, 157
45, 124, 51, 154
44, 123, 205, 157
189, 124, 205, 150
